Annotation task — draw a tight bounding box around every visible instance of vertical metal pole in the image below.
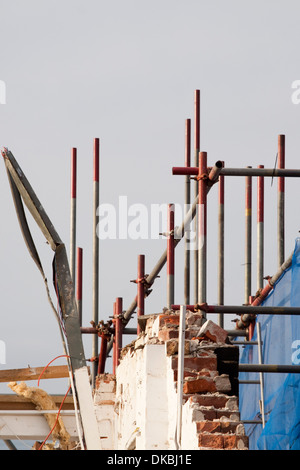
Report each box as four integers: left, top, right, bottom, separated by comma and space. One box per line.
137, 254, 145, 335
198, 151, 207, 307
218, 163, 224, 328
176, 305, 186, 450
112, 302, 117, 375
98, 334, 107, 375
257, 322, 265, 429
3, 440, 17, 451
278, 134, 285, 268
76, 247, 83, 326
115, 297, 123, 369
92, 138, 100, 385
257, 165, 264, 291
194, 90, 200, 304
245, 167, 252, 304
70, 147, 77, 284
184, 118, 191, 305
248, 295, 255, 341
167, 204, 175, 310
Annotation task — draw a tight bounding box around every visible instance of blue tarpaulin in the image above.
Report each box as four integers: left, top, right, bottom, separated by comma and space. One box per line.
238, 238, 300, 450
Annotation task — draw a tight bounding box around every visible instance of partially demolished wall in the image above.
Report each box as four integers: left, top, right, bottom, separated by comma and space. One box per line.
94, 310, 248, 450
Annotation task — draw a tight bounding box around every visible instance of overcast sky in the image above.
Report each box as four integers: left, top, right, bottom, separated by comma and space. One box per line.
0, 0, 300, 398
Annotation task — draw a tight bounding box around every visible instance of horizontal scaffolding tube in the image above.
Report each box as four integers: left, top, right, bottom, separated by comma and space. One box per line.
239, 380, 261, 384
239, 364, 300, 373
172, 166, 300, 178
80, 327, 136, 335
171, 304, 300, 315
227, 329, 247, 337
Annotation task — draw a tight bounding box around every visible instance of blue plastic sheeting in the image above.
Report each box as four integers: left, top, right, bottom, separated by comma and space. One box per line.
238, 238, 300, 450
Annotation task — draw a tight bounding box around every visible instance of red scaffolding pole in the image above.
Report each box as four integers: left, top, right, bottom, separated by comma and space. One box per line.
137, 254, 145, 335
167, 204, 175, 309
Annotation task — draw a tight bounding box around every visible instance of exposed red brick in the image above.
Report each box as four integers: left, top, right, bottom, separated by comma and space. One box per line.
196, 421, 221, 433
199, 408, 217, 421
220, 420, 239, 433
198, 319, 228, 344
172, 355, 217, 371
223, 434, 236, 449
173, 369, 198, 381
214, 374, 232, 392
158, 314, 180, 328
183, 377, 217, 394
198, 370, 211, 377
166, 339, 190, 356
223, 434, 248, 449
216, 409, 240, 420
158, 328, 190, 342
198, 433, 224, 449
186, 313, 204, 326
190, 394, 229, 409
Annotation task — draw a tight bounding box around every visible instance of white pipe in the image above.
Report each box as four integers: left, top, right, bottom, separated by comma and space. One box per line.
176, 305, 186, 449
257, 322, 265, 429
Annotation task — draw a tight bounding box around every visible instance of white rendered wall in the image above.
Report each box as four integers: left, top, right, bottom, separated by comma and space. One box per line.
116, 343, 170, 450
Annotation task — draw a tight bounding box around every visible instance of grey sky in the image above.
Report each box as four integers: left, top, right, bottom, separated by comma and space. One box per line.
0, 0, 300, 396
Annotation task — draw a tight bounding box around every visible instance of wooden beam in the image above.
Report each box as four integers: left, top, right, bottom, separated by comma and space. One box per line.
0, 365, 70, 383
0, 394, 75, 410
0, 412, 78, 441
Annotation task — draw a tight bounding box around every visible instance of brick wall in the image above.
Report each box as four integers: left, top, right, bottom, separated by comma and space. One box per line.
150, 311, 248, 450
94, 310, 248, 450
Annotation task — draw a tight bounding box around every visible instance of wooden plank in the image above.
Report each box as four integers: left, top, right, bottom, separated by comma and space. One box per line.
0, 394, 75, 411
0, 365, 70, 383
0, 413, 79, 440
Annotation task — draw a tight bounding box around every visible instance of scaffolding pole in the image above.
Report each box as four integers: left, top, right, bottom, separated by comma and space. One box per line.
137, 254, 145, 335
184, 118, 191, 305
70, 147, 77, 284
218, 163, 225, 328
245, 168, 252, 304
112, 302, 117, 374
167, 204, 175, 309
171, 304, 300, 316
239, 364, 300, 373
98, 334, 108, 375
257, 165, 264, 291
76, 247, 83, 326
176, 305, 186, 450
92, 138, 100, 386
198, 151, 207, 306
257, 322, 265, 428
278, 134, 285, 267
194, 90, 200, 304
173, 167, 300, 178
114, 297, 123, 372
